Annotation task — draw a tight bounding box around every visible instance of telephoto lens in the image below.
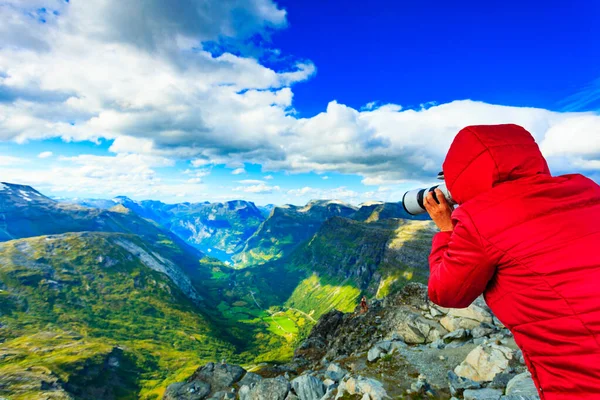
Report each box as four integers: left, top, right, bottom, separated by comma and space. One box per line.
402, 183, 455, 216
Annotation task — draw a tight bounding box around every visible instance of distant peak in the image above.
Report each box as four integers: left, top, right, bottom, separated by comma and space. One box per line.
359, 201, 384, 207
112, 196, 134, 203
300, 199, 354, 212
109, 204, 131, 214
0, 182, 53, 202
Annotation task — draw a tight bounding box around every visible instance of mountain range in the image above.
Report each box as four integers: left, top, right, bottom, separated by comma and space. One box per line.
0, 181, 435, 399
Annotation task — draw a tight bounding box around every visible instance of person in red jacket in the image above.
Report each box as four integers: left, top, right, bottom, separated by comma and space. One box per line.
423, 124, 600, 400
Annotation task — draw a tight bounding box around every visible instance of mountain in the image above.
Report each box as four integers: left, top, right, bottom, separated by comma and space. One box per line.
167, 200, 265, 263
209, 215, 437, 364
0, 232, 238, 399
61, 195, 266, 264
233, 200, 358, 267
288, 216, 437, 297
0, 182, 183, 246
352, 201, 431, 222
258, 204, 276, 217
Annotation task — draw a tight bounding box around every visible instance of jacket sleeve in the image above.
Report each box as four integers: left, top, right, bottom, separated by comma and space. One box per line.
428, 209, 497, 308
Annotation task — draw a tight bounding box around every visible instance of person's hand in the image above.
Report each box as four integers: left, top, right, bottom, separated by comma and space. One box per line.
424, 188, 454, 232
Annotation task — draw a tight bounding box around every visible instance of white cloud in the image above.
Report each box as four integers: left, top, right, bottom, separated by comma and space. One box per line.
0, 152, 206, 202
322, 176, 329, 180
238, 179, 265, 185
231, 168, 246, 175
0, 0, 598, 199
184, 168, 211, 178
264, 175, 274, 180
38, 151, 53, 158
285, 186, 365, 204
233, 183, 280, 194
0, 155, 27, 166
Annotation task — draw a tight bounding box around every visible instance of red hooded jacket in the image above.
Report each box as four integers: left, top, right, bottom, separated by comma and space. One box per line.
428, 124, 600, 399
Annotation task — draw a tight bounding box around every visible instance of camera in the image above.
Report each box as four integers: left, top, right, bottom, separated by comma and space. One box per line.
402, 172, 456, 215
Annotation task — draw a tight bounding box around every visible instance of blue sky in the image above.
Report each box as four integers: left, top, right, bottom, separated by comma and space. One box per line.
276, 0, 600, 115
0, 0, 598, 205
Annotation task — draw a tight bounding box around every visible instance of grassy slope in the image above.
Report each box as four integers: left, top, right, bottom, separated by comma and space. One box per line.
0, 233, 238, 399
232, 202, 357, 268
208, 216, 436, 365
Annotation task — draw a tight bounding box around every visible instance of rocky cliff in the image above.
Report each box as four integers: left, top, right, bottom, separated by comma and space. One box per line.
165, 284, 540, 400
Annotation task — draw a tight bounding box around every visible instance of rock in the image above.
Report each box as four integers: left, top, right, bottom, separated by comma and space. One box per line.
374, 340, 393, 352
445, 341, 468, 349
389, 340, 407, 352
389, 309, 447, 344
463, 388, 503, 400
163, 381, 211, 400
367, 346, 385, 362
336, 376, 389, 400
238, 372, 262, 388
207, 391, 235, 400
427, 327, 443, 342
325, 363, 347, 382
385, 282, 428, 307
444, 328, 469, 341
241, 376, 290, 400
448, 303, 493, 324
492, 316, 505, 329
447, 370, 480, 396
472, 323, 496, 339
238, 385, 251, 400
514, 349, 525, 365
441, 315, 481, 331
506, 372, 539, 397
291, 375, 325, 400
319, 388, 337, 400
285, 393, 299, 400
410, 374, 436, 396
489, 372, 516, 389
429, 339, 445, 349
322, 379, 335, 388
454, 345, 513, 381
188, 363, 246, 393
429, 306, 445, 317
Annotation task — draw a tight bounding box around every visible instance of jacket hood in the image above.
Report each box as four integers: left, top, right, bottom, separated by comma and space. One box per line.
443, 124, 550, 204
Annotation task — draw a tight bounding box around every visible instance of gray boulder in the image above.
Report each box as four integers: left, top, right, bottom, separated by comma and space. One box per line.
472, 323, 496, 339
463, 388, 503, 400
489, 372, 516, 389
163, 381, 211, 400
238, 372, 262, 388
387, 309, 447, 344
291, 375, 325, 400
325, 363, 346, 382
454, 344, 513, 381
207, 391, 235, 400
188, 363, 246, 393
367, 346, 385, 362
336, 376, 389, 400
447, 370, 480, 396
506, 372, 539, 398
240, 376, 290, 400
444, 329, 469, 341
